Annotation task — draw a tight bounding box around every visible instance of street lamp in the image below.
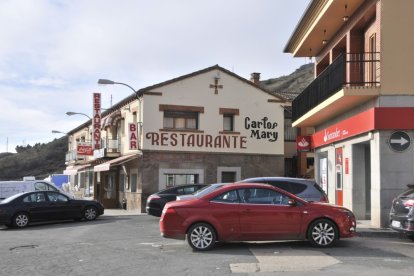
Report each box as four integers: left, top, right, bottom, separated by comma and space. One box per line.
51, 130, 68, 135
98, 79, 141, 100
66, 111, 92, 120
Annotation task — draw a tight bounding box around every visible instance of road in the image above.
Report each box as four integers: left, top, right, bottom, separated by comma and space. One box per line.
1, 214, 413, 275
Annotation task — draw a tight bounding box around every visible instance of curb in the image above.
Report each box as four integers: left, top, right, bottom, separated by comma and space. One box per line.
356, 228, 403, 238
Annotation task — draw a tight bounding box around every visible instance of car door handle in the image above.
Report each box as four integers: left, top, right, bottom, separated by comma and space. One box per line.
242, 209, 251, 213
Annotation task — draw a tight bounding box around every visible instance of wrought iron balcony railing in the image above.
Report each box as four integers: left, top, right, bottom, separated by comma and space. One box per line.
292, 52, 380, 122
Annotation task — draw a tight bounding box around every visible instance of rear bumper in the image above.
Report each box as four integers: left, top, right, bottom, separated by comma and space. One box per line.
390, 215, 414, 234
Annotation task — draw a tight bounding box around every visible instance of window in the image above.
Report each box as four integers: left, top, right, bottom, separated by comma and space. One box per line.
219, 108, 239, 132
163, 111, 198, 130
46, 192, 68, 202
223, 114, 234, 131
284, 118, 297, 141
23, 192, 46, 203
212, 190, 239, 203
165, 174, 198, 187
221, 171, 236, 182
34, 182, 57, 191
238, 188, 289, 205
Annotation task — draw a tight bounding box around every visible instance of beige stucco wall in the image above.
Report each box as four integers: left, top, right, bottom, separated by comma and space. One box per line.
141, 69, 285, 155
381, 0, 414, 93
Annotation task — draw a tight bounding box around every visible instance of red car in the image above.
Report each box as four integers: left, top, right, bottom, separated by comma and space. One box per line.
160, 183, 356, 251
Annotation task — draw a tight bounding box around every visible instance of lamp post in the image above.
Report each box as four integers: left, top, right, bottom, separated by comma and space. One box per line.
98, 79, 141, 100
51, 130, 68, 135
66, 111, 92, 120
66, 111, 92, 142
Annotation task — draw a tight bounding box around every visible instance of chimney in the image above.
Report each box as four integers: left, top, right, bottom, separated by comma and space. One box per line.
250, 72, 261, 85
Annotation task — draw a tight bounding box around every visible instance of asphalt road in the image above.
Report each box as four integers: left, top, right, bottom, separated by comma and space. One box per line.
1, 214, 414, 276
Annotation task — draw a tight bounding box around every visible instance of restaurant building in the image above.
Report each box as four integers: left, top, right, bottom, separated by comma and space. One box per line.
284, 0, 414, 227
65, 65, 288, 211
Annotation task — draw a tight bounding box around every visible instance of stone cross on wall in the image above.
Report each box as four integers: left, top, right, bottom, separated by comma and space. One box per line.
209, 78, 223, 94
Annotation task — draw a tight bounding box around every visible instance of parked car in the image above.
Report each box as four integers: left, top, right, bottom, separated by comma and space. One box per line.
160, 183, 356, 251
146, 184, 207, 217
0, 191, 104, 228
238, 177, 328, 202
389, 184, 414, 241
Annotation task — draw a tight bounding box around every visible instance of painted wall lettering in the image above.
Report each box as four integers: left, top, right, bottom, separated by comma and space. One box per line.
145, 132, 247, 149
244, 117, 278, 142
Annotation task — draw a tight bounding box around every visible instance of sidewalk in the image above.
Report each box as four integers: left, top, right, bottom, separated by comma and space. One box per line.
103, 208, 145, 216
356, 220, 401, 238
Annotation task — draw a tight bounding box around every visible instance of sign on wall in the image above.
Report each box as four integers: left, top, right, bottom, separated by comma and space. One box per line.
296, 136, 311, 152
77, 142, 93, 156
388, 131, 411, 152
129, 123, 139, 150
93, 93, 101, 149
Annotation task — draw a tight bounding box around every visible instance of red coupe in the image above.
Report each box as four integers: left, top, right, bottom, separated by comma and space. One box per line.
160, 183, 356, 250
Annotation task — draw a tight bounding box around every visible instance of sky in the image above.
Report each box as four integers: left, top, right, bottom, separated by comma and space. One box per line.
0, 0, 311, 153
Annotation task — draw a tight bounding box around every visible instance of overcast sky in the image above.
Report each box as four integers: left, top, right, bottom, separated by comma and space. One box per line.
0, 0, 310, 153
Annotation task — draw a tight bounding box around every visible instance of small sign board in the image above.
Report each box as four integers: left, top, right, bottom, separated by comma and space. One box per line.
388, 131, 411, 152
296, 136, 311, 152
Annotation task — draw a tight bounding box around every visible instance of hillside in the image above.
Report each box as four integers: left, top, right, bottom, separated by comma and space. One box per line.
0, 64, 314, 181
0, 137, 67, 181
260, 63, 314, 99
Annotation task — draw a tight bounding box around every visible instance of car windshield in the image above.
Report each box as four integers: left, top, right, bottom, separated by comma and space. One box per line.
193, 184, 225, 198
1, 192, 24, 203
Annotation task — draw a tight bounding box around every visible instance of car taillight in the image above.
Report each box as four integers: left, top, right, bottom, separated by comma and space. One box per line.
162, 206, 176, 215
404, 199, 414, 207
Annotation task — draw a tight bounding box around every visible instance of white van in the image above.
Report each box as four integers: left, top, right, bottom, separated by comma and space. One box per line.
0, 177, 60, 200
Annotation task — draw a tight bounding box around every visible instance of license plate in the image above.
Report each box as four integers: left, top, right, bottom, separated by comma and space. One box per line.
391, 220, 401, 228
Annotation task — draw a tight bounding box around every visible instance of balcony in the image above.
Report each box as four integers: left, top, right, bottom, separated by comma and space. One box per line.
292, 52, 380, 127
100, 138, 121, 158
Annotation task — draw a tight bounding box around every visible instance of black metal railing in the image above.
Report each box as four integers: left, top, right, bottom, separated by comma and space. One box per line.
292, 52, 380, 122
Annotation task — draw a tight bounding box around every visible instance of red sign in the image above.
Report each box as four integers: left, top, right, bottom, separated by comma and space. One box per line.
312, 107, 414, 148
129, 123, 138, 150
77, 142, 93, 156
93, 93, 101, 149
345, 158, 349, 174
296, 136, 311, 152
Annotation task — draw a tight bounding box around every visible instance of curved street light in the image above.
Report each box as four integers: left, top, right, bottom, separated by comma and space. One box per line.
98, 79, 140, 100
51, 130, 68, 135
66, 111, 92, 120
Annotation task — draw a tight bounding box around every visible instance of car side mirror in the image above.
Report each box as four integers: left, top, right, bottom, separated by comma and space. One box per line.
287, 199, 296, 206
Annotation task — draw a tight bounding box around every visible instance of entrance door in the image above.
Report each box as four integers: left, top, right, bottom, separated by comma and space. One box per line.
335, 148, 343, 206
101, 172, 118, 208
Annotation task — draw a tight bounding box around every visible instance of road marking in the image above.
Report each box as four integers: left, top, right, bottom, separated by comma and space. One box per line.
230, 245, 341, 273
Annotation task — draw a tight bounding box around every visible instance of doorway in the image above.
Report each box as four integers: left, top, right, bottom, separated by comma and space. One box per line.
352, 142, 371, 219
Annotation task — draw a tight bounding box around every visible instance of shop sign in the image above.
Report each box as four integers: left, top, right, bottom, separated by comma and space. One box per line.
296, 136, 311, 152
93, 93, 101, 149
129, 123, 138, 150
77, 142, 93, 156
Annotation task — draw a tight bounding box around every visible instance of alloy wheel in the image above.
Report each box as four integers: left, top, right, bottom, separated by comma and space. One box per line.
84, 207, 97, 221
188, 223, 216, 251
309, 219, 337, 247
14, 213, 29, 228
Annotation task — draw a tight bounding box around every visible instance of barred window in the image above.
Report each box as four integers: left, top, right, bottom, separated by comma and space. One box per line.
163, 111, 198, 130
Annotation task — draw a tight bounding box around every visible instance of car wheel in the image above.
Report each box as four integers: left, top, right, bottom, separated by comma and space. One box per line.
407, 234, 414, 241
187, 223, 216, 251
83, 206, 98, 221
13, 213, 30, 228
308, 219, 338, 247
